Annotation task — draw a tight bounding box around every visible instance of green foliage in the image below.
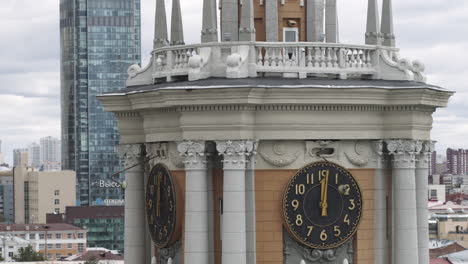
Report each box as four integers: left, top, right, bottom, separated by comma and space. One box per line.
12, 245, 45, 262
0, 253, 4, 261
84, 256, 99, 264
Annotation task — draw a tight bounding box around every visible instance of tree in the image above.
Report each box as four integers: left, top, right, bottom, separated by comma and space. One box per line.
0, 253, 4, 261
12, 245, 45, 262
84, 256, 99, 264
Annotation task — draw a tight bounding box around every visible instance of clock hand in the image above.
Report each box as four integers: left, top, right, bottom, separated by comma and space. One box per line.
321, 174, 329, 217
156, 173, 161, 217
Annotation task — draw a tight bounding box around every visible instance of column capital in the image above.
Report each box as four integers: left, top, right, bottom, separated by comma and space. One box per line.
216, 140, 257, 170
177, 140, 208, 170
117, 144, 144, 167
385, 139, 418, 169
416, 141, 435, 169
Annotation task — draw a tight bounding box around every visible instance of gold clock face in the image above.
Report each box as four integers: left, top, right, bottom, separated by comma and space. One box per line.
282, 162, 363, 249
145, 163, 177, 248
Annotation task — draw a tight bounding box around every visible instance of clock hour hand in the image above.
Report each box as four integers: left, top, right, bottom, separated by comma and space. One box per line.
156, 173, 161, 217
320, 175, 329, 217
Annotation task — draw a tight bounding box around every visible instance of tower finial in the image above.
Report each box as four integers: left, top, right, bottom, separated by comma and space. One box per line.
239, 0, 256, 41
154, 0, 168, 48
381, 0, 395, 47
171, 0, 184, 45
201, 0, 218, 42
365, 0, 382, 45
325, 0, 339, 43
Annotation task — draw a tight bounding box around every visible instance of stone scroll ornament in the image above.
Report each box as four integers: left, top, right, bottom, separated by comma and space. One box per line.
259, 141, 300, 167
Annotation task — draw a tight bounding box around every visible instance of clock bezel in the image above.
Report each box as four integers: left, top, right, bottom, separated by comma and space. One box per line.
145, 163, 181, 248
282, 161, 363, 250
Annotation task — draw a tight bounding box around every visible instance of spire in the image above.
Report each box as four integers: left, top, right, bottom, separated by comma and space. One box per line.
239, 0, 256, 41
381, 0, 395, 47
201, 0, 218, 42
325, 0, 339, 43
171, 0, 184, 45
154, 0, 168, 48
365, 0, 382, 45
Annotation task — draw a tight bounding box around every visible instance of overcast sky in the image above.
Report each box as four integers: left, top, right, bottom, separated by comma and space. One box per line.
0, 0, 467, 164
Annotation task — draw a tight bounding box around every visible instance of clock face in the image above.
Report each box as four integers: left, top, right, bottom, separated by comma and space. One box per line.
282, 162, 362, 249
146, 163, 177, 248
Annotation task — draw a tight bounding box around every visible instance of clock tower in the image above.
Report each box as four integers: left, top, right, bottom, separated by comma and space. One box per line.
99, 0, 453, 264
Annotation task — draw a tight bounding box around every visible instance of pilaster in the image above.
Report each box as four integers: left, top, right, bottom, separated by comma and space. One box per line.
386, 140, 419, 264
177, 141, 211, 264
216, 140, 256, 264
415, 141, 433, 264
245, 141, 258, 264
116, 144, 146, 264
372, 140, 387, 264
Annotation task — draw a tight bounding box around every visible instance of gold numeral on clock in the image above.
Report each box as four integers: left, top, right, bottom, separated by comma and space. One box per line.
319, 170, 329, 181
306, 174, 314, 184
295, 184, 305, 195
295, 214, 303, 226
344, 214, 350, 225
349, 199, 356, 210
291, 200, 300, 211
307, 226, 314, 237
320, 230, 328, 241
343, 184, 350, 195
334, 226, 341, 237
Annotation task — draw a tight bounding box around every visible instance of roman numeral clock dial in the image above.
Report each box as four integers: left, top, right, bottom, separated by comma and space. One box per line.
282, 162, 363, 249
145, 163, 179, 248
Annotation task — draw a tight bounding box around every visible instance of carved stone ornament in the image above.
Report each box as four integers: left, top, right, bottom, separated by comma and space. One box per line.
385, 140, 417, 169
177, 141, 207, 170
284, 231, 354, 264
145, 142, 168, 166
416, 140, 435, 169
216, 140, 256, 170
169, 151, 185, 169
160, 240, 182, 264
116, 144, 143, 167
344, 141, 371, 167
306, 141, 340, 162
259, 141, 300, 168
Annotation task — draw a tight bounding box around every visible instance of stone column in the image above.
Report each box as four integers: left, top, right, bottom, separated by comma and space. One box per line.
381, 0, 395, 47
307, 0, 325, 42
216, 140, 256, 264
325, 0, 339, 43
117, 144, 146, 264
416, 141, 433, 264
202, 0, 218, 42
171, 0, 184, 45
221, 0, 239, 41
265, 0, 279, 41
373, 140, 387, 264
177, 141, 210, 264
239, 0, 256, 41
246, 141, 258, 264
154, 0, 169, 48
365, 0, 382, 45
386, 140, 419, 264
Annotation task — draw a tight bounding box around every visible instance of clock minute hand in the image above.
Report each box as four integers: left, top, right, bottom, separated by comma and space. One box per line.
321, 174, 329, 217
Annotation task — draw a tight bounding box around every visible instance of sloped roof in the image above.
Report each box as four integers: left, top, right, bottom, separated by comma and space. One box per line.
67, 250, 123, 261
430, 242, 465, 259
430, 258, 452, 264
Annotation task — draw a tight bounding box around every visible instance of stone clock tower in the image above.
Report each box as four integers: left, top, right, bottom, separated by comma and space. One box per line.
99, 0, 453, 264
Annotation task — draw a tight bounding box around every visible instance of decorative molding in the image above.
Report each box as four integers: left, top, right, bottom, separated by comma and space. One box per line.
216, 140, 256, 170
416, 140, 434, 169
306, 141, 340, 162
115, 111, 140, 118
259, 151, 300, 168
116, 144, 144, 167
344, 141, 370, 167
169, 151, 185, 169
177, 140, 207, 170
145, 142, 168, 167
160, 240, 182, 263
385, 139, 417, 169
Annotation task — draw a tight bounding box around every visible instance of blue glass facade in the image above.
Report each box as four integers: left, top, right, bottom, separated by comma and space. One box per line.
60, 0, 141, 206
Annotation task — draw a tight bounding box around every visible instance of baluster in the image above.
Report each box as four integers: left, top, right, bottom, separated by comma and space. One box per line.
332, 48, 338, 67
306, 47, 312, 67
325, 48, 332, 68
265, 48, 271, 67
347, 49, 354, 68
257, 47, 263, 66
291, 48, 297, 66
358, 49, 364, 68
313, 47, 319, 67
278, 48, 284, 67
175, 51, 181, 69
366, 50, 372, 67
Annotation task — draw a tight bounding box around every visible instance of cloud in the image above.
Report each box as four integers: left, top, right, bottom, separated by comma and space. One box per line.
0, 0, 466, 164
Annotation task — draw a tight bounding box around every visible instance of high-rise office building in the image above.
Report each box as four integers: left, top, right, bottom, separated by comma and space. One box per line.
447, 148, 468, 175
12, 148, 28, 167
60, 0, 141, 206
40, 136, 61, 165
28, 142, 41, 168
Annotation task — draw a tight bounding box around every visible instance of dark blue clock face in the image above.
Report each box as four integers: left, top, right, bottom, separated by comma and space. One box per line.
146, 163, 177, 248
283, 162, 362, 249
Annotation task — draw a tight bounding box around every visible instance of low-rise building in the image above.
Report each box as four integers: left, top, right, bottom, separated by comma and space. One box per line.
0, 170, 14, 223
0, 234, 34, 261
430, 185, 447, 203
0, 223, 87, 260
47, 206, 124, 253
13, 166, 76, 224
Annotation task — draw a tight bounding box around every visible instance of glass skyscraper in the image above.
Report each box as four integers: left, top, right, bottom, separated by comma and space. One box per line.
60, 0, 141, 206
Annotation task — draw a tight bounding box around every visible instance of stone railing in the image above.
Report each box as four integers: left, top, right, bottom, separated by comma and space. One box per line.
126, 41, 426, 86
